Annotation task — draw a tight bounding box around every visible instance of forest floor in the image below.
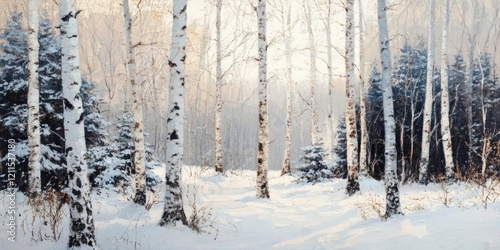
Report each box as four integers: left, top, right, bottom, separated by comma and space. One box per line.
1, 166, 500, 249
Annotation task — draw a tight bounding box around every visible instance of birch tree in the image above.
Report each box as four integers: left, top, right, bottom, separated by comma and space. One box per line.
159, 0, 188, 226
60, 0, 97, 247
439, 0, 455, 181
215, 0, 223, 173
325, 0, 335, 159
27, 0, 41, 198
256, 0, 270, 198
123, 0, 147, 206
377, 0, 402, 218
358, 0, 368, 176
305, 0, 320, 145
345, 0, 359, 196
419, 0, 436, 184
280, 0, 293, 176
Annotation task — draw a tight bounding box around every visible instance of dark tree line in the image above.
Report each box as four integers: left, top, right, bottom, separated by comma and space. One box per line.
332, 42, 500, 183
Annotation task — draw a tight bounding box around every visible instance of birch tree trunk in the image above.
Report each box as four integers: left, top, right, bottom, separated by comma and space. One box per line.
159, 0, 188, 226
305, 0, 319, 145
466, 2, 480, 167
27, 0, 41, 198
256, 0, 270, 198
215, 0, 223, 173
60, 0, 97, 247
345, 0, 360, 196
358, 0, 368, 176
377, 0, 402, 218
419, 0, 436, 184
123, 0, 147, 206
439, 0, 455, 181
326, 0, 334, 159
281, 2, 293, 176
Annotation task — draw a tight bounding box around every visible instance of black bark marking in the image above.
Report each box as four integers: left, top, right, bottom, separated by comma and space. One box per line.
76, 177, 82, 188
180, 5, 187, 14
76, 113, 84, 124
170, 130, 179, 140
72, 188, 81, 197
61, 12, 72, 22
74, 202, 84, 213
168, 60, 177, 67
64, 98, 74, 110
66, 147, 73, 154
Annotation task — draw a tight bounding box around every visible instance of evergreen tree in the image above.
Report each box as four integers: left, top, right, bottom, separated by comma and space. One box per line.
95, 110, 160, 195
332, 119, 347, 179
0, 12, 29, 191
38, 15, 66, 189
392, 42, 427, 182
81, 79, 115, 187
366, 67, 384, 179
297, 143, 330, 183
448, 54, 468, 177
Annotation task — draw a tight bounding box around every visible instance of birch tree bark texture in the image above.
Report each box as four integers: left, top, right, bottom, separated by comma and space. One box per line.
358, 0, 368, 176
256, 0, 270, 199
377, 0, 402, 218
123, 0, 147, 206
215, 0, 224, 173
281, 1, 293, 177
439, 0, 455, 182
345, 0, 360, 196
60, 0, 97, 247
160, 0, 188, 226
305, 0, 320, 145
419, 0, 436, 184
28, 0, 41, 198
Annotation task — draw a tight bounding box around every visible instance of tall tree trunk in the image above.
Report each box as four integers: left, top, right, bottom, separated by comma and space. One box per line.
479, 61, 489, 176
281, 2, 293, 176
256, 0, 270, 198
159, 0, 188, 226
325, 0, 334, 160
419, 0, 436, 184
27, 0, 41, 198
345, 0, 360, 196
123, 0, 147, 206
358, 0, 368, 176
305, 1, 319, 145
466, 2, 480, 169
60, 0, 97, 247
215, 0, 224, 173
439, 0, 455, 181
377, 0, 402, 218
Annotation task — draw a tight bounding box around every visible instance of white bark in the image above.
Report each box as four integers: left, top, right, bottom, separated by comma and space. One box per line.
439, 0, 455, 181
419, 0, 436, 184
123, 0, 147, 206
466, 2, 480, 166
358, 0, 368, 176
281, 1, 293, 176
256, 0, 270, 198
305, 1, 319, 145
60, 0, 97, 247
27, 0, 41, 198
215, 0, 223, 173
160, 0, 188, 226
377, 0, 402, 218
326, 0, 334, 160
345, 0, 359, 196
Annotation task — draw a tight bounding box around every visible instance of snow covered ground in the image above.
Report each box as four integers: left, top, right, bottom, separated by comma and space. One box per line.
2, 166, 500, 249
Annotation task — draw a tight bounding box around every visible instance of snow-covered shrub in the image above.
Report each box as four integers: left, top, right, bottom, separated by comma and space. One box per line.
297, 144, 331, 183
